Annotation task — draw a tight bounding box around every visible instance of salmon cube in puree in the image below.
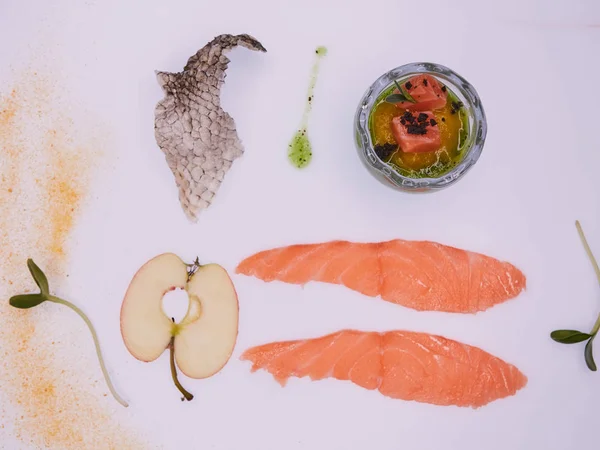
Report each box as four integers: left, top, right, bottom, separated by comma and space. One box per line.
391, 111, 441, 153
393, 74, 448, 111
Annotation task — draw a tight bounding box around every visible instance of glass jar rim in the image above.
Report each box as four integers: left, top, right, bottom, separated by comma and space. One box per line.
354, 62, 487, 190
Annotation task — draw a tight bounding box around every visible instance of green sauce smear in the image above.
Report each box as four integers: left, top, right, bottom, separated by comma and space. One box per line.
288, 46, 328, 169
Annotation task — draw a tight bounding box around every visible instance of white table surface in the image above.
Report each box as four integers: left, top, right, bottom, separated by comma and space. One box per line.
1, 0, 600, 448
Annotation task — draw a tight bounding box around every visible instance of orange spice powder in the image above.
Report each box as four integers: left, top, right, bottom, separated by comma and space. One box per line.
0, 73, 151, 449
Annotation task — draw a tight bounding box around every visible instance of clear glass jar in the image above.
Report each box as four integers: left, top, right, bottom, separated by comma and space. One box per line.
354, 62, 487, 192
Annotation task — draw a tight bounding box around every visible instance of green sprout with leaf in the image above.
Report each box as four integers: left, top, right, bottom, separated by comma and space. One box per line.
385, 80, 416, 104
9, 259, 129, 407
551, 220, 600, 371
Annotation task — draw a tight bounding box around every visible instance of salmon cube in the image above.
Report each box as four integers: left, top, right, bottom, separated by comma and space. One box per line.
394, 74, 447, 112
391, 111, 441, 153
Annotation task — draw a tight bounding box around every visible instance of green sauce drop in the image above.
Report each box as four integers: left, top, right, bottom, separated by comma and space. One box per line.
288, 129, 312, 168
287, 45, 328, 169
316, 46, 327, 56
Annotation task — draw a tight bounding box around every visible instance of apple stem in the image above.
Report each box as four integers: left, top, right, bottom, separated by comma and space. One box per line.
169, 337, 194, 401
48, 295, 129, 408
186, 257, 202, 281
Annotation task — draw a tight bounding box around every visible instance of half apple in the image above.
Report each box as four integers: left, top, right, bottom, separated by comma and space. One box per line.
120, 253, 239, 400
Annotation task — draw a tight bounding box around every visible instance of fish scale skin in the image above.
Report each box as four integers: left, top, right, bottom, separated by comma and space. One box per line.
154, 34, 266, 222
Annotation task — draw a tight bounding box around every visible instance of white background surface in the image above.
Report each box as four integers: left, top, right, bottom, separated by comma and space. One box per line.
1, 0, 600, 449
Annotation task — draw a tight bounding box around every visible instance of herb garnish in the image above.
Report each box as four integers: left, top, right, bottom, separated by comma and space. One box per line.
9, 259, 129, 406
385, 80, 416, 104
551, 220, 600, 371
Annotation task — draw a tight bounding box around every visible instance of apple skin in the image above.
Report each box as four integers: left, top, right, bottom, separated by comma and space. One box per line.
120, 253, 239, 380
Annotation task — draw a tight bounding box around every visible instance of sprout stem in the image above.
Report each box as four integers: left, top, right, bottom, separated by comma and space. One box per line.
48, 295, 129, 408
575, 220, 600, 336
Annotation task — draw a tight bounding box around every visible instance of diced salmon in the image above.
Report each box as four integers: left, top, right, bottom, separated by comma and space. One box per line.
391, 111, 440, 153
240, 329, 528, 408
236, 239, 526, 314
394, 74, 447, 111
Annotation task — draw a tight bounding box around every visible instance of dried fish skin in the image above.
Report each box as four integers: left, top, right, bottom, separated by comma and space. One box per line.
154, 34, 266, 222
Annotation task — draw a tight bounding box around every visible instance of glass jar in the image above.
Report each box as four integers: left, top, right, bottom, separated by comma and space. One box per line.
354, 62, 487, 192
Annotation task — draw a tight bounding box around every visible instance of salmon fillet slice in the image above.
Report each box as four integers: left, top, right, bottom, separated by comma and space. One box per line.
240, 329, 527, 408
235, 239, 526, 313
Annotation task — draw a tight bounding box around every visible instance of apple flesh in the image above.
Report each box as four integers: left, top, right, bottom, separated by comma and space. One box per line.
120, 253, 239, 398
174, 264, 239, 378
120, 253, 185, 362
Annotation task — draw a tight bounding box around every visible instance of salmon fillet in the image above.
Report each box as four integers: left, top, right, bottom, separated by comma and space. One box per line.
235, 239, 526, 313
240, 329, 527, 408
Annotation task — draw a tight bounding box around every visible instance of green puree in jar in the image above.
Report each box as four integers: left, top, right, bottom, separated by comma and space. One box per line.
368, 76, 469, 179
288, 46, 328, 169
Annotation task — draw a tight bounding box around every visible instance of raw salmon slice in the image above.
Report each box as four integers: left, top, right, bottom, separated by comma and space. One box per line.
236, 239, 526, 314
240, 329, 527, 408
